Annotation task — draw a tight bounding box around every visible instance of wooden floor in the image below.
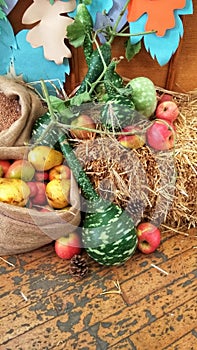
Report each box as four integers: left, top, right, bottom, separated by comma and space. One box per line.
0, 228, 196, 350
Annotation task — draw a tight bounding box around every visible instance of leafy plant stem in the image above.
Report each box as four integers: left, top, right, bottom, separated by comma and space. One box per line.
108, 0, 131, 44
40, 80, 57, 123
114, 30, 156, 37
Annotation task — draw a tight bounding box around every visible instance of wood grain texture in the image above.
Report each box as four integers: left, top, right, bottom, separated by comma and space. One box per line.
0, 229, 196, 349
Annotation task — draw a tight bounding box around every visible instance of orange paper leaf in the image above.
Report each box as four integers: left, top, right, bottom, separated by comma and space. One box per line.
127, 0, 186, 36
22, 0, 76, 64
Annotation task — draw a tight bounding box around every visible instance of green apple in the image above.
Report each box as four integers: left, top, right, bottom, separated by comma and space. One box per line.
5, 159, 35, 181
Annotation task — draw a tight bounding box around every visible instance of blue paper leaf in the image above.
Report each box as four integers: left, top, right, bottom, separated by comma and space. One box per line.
13, 30, 70, 94
0, 18, 16, 74
2, 0, 18, 15
95, 0, 128, 43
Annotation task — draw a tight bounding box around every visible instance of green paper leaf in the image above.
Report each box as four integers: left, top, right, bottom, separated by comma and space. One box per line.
67, 18, 86, 48
125, 40, 141, 61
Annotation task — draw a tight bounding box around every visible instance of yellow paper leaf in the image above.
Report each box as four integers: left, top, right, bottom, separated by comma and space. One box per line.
22, 0, 76, 64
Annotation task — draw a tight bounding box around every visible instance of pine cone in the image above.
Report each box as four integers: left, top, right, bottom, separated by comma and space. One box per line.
127, 199, 145, 225
69, 254, 88, 279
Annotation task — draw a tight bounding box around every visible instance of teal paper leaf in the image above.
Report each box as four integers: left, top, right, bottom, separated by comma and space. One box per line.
0, 19, 16, 74
128, 0, 193, 66
144, 14, 184, 66
13, 30, 70, 94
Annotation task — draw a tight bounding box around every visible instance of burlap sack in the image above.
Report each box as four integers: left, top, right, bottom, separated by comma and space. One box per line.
0, 75, 46, 147
0, 173, 81, 255
0, 77, 81, 255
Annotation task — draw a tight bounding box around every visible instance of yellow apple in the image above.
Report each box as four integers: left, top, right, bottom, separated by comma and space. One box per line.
49, 164, 71, 181
45, 178, 71, 209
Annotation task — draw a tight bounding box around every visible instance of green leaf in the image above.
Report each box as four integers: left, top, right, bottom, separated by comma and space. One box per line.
125, 40, 141, 61
49, 96, 73, 121
70, 92, 91, 106
49, 0, 55, 4
67, 18, 86, 48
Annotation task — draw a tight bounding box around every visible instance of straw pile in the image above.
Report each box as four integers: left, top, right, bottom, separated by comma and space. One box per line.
74, 89, 197, 232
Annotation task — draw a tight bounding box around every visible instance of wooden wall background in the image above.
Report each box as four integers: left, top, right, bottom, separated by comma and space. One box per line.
8, 0, 197, 93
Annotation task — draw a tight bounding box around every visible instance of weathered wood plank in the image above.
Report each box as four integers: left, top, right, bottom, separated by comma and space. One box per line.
108, 338, 133, 349
128, 298, 196, 350
0, 232, 194, 319
1, 249, 196, 349
164, 329, 197, 350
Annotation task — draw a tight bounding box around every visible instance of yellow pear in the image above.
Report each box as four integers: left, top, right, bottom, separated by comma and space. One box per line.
28, 146, 63, 171
0, 178, 30, 207
46, 178, 70, 209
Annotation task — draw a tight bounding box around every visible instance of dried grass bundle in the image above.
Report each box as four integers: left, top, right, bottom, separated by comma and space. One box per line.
75, 89, 197, 231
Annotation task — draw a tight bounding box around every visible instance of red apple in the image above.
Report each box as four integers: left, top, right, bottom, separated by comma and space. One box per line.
31, 182, 47, 205
156, 100, 179, 122
0, 160, 11, 175
136, 222, 161, 254
70, 114, 96, 140
34, 171, 49, 182
118, 125, 145, 149
146, 120, 175, 151
27, 181, 38, 198
5, 159, 35, 181
158, 93, 173, 105
55, 232, 82, 259
49, 164, 71, 181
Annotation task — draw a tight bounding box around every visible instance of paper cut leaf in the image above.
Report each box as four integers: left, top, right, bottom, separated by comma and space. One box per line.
0, 18, 16, 74
13, 29, 70, 94
94, 0, 128, 43
2, 0, 18, 15
128, 0, 193, 66
22, 0, 76, 64
127, 0, 186, 37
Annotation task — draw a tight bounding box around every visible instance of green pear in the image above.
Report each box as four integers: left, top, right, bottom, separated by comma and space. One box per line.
5, 160, 35, 181
28, 146, 63, 171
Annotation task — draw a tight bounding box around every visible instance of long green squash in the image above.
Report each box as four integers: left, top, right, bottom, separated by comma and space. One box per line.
58, 133, 137, 266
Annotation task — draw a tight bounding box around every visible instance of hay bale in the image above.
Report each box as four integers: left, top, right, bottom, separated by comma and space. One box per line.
74, 90, 197, 231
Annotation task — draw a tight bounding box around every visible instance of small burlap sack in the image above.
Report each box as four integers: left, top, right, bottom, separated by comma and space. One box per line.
0, 77, 81, 255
